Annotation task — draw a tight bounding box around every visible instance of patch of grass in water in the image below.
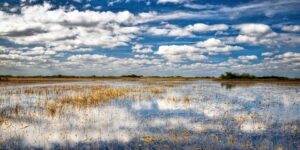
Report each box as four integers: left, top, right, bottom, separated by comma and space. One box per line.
44, 84, 170, 116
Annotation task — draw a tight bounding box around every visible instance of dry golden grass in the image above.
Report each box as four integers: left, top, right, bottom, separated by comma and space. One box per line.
0, 113, 5, 125
58, 87, 136, 107
6, 80, 192, 116
0, 104, 22, 125
141, 80, 192, 87
46, 101, 57, 117
44, 85, 168, 116
149, 87, 166, 95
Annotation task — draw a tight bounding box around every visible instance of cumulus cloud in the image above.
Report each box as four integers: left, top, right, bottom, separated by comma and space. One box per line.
185, 23, 228, 32
67, 54, 111, 62
281, 25, 300, 32
234, 24, 277, 46
276, 52, 300, 61
238, 55, 258, 61
66, 54, 162, 67
148, 24, 193, 37
195, 38, 243, 54
0, 3, 140, 52
132, 44, 153, 53
156, 45, 206, 62
261, 52, 273, 57
156, 38, 243, 62
135, 11, 215, 24
232, 23, 300, 47
259, 52, 300, 73
0, 45, 60, 70
148, 23, 229, 37
0, 1, 299, 77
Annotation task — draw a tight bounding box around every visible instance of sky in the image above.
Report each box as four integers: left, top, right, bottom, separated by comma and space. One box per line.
0, 0, 299, 77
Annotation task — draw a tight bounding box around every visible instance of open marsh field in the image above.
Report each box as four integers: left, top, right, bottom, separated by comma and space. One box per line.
0, 78, 300, 149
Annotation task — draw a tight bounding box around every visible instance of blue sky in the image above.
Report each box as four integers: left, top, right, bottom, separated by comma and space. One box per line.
0, 0, 299, 77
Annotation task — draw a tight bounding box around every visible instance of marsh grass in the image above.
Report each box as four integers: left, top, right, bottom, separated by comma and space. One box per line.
166, 95, 192, 105
141, 79, 192, 87
149, 87, 166, 95
0, 85, 110, 97
1, 79, 299, 149
43, 84, 170, 116
0, 112, 5, 125
0, 104, 23, 125
44, 87, 134, 115
58, 87, 136, 107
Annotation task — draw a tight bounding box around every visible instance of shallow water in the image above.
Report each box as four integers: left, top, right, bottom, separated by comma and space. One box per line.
0, 80, 300, 149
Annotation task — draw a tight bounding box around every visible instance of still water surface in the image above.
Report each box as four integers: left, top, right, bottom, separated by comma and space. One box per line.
0, 80, 299, 149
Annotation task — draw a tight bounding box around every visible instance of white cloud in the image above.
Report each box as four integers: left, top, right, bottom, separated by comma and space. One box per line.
132, 44, 153, 53
156, 45, 207, 62
234, 23, 279, 46
94, 6, 102, 10
219, 0, 300, 18
183, 4, 220, 10
259, 52, 300, 72
156, 38, 243, 62
281, 25, 300, 32
67, 54, 110, 62
232, 23, 300, 47
148, 23, 229, 37
0, 2, 299, 77
278, 52, 300, 61
185, 23, 228, 32
195, 38, 243, 54
134, 54, 150, 59
156, 45, 199, 55
135, 11, 210, 24
148, 24, 193, 37
157, 0, 186, 4
148, 27, 169, 35
238, 55, 258, 61
261, 52, 273, 57
236, 24, 273, 36
0, 3, 139, 52
66, 54, 163, 67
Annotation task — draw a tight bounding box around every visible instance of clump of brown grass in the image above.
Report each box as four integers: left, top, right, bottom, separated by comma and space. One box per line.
64, 88, 127, 106
149, 87, 166, 95
46, 86, 139, 111
0, 113, 5, 125
46, 101, 58, 117
42, 84, 170, 116
183, 96, 191, 103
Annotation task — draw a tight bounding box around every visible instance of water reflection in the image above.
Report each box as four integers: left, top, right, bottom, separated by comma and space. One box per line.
221, 82, 237, 90
0, 80, 300, 149
220, 82, 259, 90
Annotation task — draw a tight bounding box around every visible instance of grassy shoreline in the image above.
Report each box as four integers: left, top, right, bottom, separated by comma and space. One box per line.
1, 75, 300, 87
0, 76, 299, 81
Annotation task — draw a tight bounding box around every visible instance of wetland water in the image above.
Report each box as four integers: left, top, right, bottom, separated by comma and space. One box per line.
0, 80, 299, 149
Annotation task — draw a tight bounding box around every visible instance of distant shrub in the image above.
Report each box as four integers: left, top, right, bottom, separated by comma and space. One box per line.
220, 72, 256, 79
121, 74, 143, 78
220, 72, 289, 80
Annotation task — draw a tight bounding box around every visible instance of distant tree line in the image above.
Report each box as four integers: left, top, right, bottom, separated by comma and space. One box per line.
121, 74, 143, 78
219, 72, 288, 80
0, 73, 294, 80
